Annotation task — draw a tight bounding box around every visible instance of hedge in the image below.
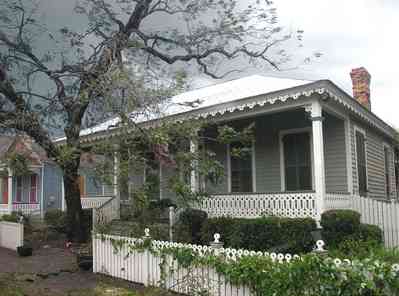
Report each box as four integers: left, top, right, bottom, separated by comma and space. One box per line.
200, 216, 317, 253
321, 210, 383, 248
177, 208, 208, 244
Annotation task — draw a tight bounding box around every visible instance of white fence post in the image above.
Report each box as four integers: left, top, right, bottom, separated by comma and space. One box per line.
169, 206, 175, 242
0, 221, 24, 251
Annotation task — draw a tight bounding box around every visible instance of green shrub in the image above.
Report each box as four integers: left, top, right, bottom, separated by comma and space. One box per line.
100, 221, 170, 241
358, 223, 383, 244
200, 216, 317, 253
173, 223, 192, 243
1, 212, 19, 223
178, 209, 207, 244
321, 210, 361, 247
44, 209, 67, 233
200, 216, 236, 245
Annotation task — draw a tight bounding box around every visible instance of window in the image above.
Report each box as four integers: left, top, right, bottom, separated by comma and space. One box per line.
283, 132, 312, 191
30, 175, 37, 203
230, 142, 253, 193
384, 146, 390, 198
16, 176, 22, 202
355, 130, 367, 196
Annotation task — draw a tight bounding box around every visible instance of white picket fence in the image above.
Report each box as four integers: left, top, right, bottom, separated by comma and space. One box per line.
351, 195, 399, 248
93, 233, 310, 296
0, 221, 23, 251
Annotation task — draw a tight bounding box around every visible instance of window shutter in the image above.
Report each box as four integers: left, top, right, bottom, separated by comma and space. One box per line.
356, 131, 367, 196
78, 175, 85, 197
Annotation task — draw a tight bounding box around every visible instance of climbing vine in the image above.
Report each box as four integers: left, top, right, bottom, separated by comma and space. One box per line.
6, 153, 32, 177
94, 232, 399, 296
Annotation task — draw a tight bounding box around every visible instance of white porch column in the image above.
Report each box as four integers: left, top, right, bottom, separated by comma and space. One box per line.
113, 151, 120, 219
190, 139, 198, 192
308, 101, 326, 223
61, 175, 65, 212
7, 168, 12, 213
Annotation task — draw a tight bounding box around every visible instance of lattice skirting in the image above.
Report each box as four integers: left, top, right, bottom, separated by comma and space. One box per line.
200, 193, 317, 219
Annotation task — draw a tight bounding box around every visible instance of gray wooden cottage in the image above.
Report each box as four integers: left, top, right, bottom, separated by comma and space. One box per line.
7, 67, 397, 223
52, 67, 399, 223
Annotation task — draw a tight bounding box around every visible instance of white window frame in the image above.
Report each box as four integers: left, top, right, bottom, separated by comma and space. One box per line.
279, 127, 314, 192
354, 125, 369, 196
227, 141, 256, 193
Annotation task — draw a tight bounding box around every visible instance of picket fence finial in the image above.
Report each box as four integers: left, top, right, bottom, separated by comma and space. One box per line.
315, 240, 326, 252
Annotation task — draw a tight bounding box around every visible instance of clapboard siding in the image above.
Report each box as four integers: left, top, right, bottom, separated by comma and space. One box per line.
350, 119, 397, 199
323, 113, 347, 193
255, 110, 310, 192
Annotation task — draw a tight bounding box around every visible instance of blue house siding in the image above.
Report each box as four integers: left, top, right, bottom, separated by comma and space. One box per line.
43, 164, 63, 211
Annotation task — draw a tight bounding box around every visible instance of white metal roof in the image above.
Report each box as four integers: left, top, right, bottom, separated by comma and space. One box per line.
54, 75, 312, 142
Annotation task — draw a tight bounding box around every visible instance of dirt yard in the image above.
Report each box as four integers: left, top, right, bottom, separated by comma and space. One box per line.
0, 246, 174, 296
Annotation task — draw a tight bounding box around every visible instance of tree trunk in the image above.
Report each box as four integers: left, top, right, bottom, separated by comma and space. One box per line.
63, 162, 87, 242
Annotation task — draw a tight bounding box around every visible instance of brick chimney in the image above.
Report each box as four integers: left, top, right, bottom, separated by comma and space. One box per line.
350, 67, 371, 110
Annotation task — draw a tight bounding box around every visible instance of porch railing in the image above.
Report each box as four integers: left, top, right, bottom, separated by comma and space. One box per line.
0, 203, 40, 216
93, 196, 119, 225
325, 192, 352, 210
200, 192, 317, 219
13, 203, 40, 215
81, 196, 114, 209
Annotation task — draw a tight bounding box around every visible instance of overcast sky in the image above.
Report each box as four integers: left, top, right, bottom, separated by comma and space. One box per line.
193, 0, 398, 128
36, 0, 399, 128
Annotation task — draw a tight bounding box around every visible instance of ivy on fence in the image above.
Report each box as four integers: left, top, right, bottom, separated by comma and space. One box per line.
94, 229, 399, 296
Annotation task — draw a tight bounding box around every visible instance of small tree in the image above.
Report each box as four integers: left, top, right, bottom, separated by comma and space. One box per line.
0, 0, 307, 241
